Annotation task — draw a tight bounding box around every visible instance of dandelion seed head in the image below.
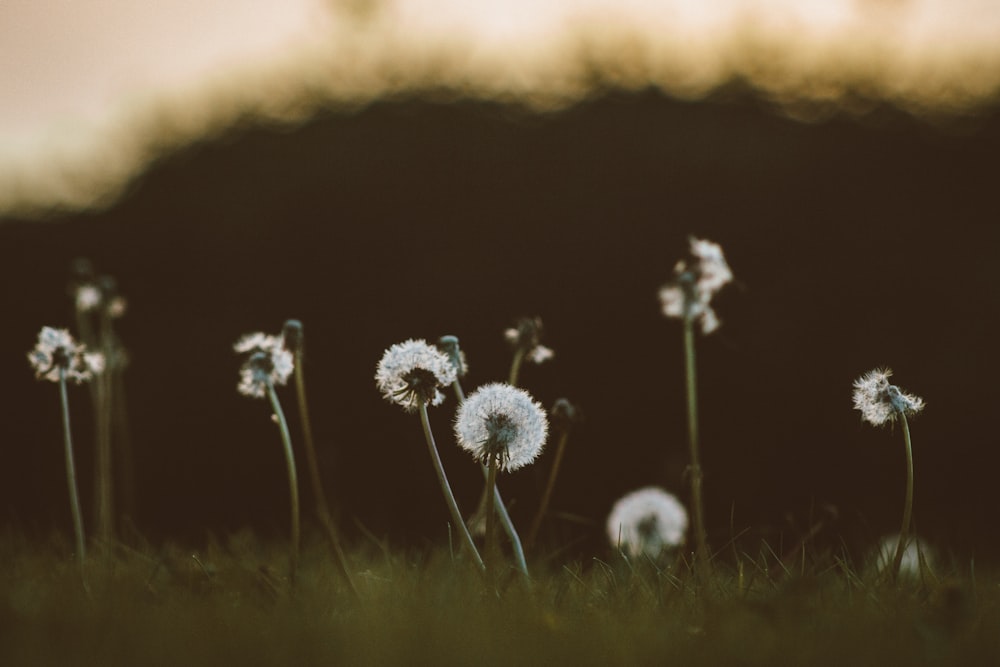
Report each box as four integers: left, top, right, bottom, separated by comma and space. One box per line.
659, 237, 732, 334
455, 383, 547, 472
75, 284, 102, 313
435, 335, 469, 378
505, 316, 554, 365
28, 326, 103, 384
376, 339, 456, 412
872, 533, 933, 577
607, 487, 688, 559
235, 332, 293, 398
852, 368, 925, 426
550, 398, 582, 433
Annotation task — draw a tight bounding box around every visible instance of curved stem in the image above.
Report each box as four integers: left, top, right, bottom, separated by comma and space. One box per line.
292, 353, 359, 600
266, 381, 300, 583
418, 400, 485, 571
891, 413, 915, 581
508, 348, 525, 387
59, 369, 86, 567
484, 457, 499, 569
683, 316, 710, 572
526, 430, 569, 550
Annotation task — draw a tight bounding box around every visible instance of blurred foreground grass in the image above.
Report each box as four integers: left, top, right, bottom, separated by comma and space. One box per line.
1, 530, 997, 666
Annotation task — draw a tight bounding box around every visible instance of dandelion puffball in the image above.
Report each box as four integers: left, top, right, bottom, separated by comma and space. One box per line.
852, 368, 925, 426
28, 326, 104, 384
607, 487, 689, 559
454, 383, 547, 472
234, 332, 294, 398
659, 237, 733, 334
376, 339, 457, 412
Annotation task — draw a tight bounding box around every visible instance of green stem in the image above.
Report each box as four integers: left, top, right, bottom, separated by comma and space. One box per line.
683, 316, 710, 571
526, 430, 569, 550
508, 347, 525, 387
891, 413, 915, 581
418, 400, 485, 571
94, 310, 114, 546
59, 369, 86, 568
485, 457, 498, 569
266, 380, 300, 583
292, 353, 359, 600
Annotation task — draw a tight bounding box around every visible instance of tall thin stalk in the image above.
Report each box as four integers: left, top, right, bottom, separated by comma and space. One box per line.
526, 429, 569, 549
683, 315, 710, 571
265, 379, 300, 583
418, 400, 485, 572
890, 413, 915, 581
58, 368, 86, 568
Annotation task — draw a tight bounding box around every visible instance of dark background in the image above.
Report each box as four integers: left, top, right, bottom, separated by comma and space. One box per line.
2, 89, 998, 564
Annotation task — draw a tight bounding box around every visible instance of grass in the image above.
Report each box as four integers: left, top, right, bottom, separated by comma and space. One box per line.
1, 529, 996, 666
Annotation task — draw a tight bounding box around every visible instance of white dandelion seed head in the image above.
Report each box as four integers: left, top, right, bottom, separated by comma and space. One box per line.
871, 533, 933, 577
852, 368, 925, 426
455, 383, 547, 472
28, 326, 102, 384
607, 487, 689, 559
505, 316, 554, 365
106, 296, 127, 319
235, 332, 294, 398
376, 339, 457, 412
75, 284, 102, 313
660, 237, 732, 334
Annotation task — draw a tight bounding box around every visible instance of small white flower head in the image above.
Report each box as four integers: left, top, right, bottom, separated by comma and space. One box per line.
852, 368, 925, 426
376, 339, 457, 412
28, 326, 104, 384
659, 236, 733, 334
234, 332, 294, 398
504, 316, 554, 365
75, 284, 102, 313
435, 335, 469, 378
871, 534, 933, 578
607, 487, 689, 559
454, 383, 548, 472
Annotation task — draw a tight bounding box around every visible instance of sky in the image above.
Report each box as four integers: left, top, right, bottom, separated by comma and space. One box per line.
2, 0, 1000, 214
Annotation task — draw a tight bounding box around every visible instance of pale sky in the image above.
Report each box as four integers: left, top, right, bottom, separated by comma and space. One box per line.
2, 0, 999, 214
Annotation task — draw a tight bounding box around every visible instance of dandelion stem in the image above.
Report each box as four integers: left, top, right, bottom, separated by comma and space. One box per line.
94, 309, 115, 546
683, 315, 710, 572
526, 429, 569, 550
265, 380, 300, 583
508, 347, 525, 387
292, 349, 359, 600
891, 413, 915, 581
58, 368, 86, 568
485, 456, 499, 569
418, 400, 485, 572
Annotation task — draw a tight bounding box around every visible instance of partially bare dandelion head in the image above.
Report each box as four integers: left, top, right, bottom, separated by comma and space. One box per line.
376, 339, 457, 412
549, 398, 582, 434
852, 368, 925, 426
435, 335, 468, 378
505, 316, 554, 364
607, 487, 688, 559
454, 383, 547, 472
235, 332, 294, 398
28, 326, 104, 384
659, 236, 733, 334
281, 320, 304, 354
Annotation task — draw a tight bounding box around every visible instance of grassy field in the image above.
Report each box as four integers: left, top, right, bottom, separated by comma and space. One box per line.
1, 529, 995, 666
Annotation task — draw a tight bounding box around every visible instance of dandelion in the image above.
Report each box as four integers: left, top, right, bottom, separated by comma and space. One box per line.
872, 534, 934, 579
376, 339, 456, 412
236, 333, 300, 581
375, 340, 483, 571
28, 327, 103, 571
853, 367, 924, 583
607, 487, 689, 560
504, 317, 553, 386
658, 237, 733, 335
455, 383, 547, 567
658, 236, 733, 574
